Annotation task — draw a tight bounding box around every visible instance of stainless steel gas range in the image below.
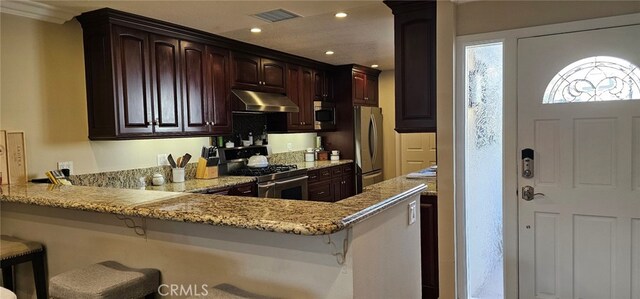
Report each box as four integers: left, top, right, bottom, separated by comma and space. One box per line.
219, 146, 308, 200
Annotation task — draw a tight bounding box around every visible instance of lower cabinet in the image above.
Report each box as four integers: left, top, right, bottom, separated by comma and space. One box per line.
206, 182, 257, 197
420, 195, 439, 299
308, 164, 354, 202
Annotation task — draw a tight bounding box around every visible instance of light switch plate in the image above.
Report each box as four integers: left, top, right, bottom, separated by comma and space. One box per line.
408, 200, 417, 225
157, 154, 170, 166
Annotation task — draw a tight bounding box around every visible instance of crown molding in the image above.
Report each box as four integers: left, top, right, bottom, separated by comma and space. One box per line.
0, 1, 77, 24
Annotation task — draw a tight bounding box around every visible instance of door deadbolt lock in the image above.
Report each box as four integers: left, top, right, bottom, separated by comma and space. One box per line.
522, 148, 534, 178
522, 186, 545, 201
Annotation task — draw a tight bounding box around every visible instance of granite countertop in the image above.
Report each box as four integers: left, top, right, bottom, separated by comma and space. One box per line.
0, 174, 426, 235
145, 160, 354, 193
365, 176, 437, 197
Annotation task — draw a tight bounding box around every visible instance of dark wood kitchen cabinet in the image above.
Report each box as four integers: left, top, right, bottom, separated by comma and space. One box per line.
111, 25, 154, 136
181, 40, 209, 134
206, 182, 257, 197
150, 34, 183, 134
385, 0, 437, 133
314, 70, 333, 101
231, 52, 286, 94
420, 194, 439, 299
338, 66, 380, 107
284, 64, 314, 132
181, 42, 233, 135
204, 46, 233, 134
78, 8, 335, 139
308, 164, 354, 202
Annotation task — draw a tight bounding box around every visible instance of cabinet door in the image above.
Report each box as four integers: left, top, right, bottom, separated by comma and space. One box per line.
343, 174, 355, 198
228, 183, 257, 197
352, 71, 367, 105
314, 70, 325, 101
286, 65, 303, 129
180, 40, 210, 134
231, 52, 261, 90
324, 72, 334, 101
300, 67, 315, 130
205, 46, 232, 134
308, 180, 334, 202
261, 58, 286, 93
149, 34, 182, 133
331, 177, 344, 202
420, 195, 439, 299
112, 25, 153, 135
365, 74, 379, 106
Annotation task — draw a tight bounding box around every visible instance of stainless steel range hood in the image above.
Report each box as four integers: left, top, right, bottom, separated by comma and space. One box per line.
231, 89, 299, 113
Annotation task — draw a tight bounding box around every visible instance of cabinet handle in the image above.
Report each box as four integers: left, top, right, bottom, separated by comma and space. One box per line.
317, 191, 325, 195
145, 121, 150, 126
211, 121, 215, 126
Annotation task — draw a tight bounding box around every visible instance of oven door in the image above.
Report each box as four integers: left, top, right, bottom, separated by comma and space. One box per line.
273, 175, 308, 200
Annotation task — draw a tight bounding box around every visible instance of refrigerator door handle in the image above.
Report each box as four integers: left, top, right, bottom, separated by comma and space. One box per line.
370, 114, 378, 169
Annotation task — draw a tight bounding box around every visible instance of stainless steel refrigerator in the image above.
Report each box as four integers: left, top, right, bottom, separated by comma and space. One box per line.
354, 106, 383, 192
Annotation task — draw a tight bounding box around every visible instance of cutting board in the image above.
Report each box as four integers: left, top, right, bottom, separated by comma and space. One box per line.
6, 131, 27, 184
0, 130, 8, 185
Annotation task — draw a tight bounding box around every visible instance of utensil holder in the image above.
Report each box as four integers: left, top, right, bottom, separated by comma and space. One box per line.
172, 168, 185, 183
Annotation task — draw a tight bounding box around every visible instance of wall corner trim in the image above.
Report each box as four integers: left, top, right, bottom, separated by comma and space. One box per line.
0, 0, 77, 24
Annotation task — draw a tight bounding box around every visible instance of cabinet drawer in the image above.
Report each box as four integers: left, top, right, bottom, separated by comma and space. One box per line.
317, 168, 332, 180
341, 163, 354, 174
308, 181, 334, 202
228, 183, 257, 197
331, 165, 343, 176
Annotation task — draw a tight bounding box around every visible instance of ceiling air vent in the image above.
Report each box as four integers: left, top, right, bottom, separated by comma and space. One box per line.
252, 9, 301, 23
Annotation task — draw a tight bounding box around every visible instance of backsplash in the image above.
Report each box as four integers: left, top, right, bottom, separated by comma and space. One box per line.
268, 150, 305, 164
69, 163, 198, 189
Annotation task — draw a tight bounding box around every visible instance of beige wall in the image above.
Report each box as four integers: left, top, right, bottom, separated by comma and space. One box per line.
457, 0, 640, 36
378, 70, 398, 180
437, 1, 456, 299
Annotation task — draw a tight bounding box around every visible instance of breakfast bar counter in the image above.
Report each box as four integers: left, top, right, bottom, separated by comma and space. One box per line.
1, 173, 428, 298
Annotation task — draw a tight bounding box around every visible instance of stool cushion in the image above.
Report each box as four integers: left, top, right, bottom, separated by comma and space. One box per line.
186, 284, 278, 299
50, 261, 159, 299
0, 287, 17, 299
0, 235, 43, 260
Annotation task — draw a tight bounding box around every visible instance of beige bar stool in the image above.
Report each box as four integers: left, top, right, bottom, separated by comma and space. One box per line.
49, 261, 159, 299
0, 235, 48, 299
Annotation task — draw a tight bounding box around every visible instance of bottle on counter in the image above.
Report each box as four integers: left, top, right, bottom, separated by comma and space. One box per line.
248, 132, 253, 145
305, 148, 316, 162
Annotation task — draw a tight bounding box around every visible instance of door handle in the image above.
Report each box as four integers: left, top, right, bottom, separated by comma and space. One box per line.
522, 186, 545, 201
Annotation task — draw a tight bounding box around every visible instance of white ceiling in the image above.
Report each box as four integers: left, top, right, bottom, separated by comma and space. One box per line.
41, 0, 395, 70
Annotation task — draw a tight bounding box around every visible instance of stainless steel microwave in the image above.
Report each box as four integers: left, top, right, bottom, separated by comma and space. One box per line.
314, 101, 336, 130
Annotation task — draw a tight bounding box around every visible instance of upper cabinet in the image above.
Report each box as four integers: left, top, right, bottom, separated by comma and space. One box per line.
384, 0, 437, 133
231, 52, 286, 94
314, 70, 334, 101
335, 65, 380, 107
284, 64, 314, 131
77, 8, 335, 139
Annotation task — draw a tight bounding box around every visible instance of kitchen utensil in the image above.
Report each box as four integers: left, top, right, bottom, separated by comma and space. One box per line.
172, 168, 185, 183
242, 140, 251, 147
152, 173, 165, 186
176, 157, 183, 168
167, 154, 177, 168
181, 153, 192, 167
201, 146, 207, 158
247, 154, 269, 168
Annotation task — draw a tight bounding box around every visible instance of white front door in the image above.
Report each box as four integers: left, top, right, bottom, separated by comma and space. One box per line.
517, 24, 640, 299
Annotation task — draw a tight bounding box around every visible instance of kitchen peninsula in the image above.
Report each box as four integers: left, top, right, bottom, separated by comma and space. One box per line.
0, 173, 432, 298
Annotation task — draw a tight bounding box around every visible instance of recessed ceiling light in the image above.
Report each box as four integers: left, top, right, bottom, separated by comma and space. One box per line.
250, 28, 262, 33
325, 50, 334, 55
371, 64, 379, 68
335, 12, 348, 18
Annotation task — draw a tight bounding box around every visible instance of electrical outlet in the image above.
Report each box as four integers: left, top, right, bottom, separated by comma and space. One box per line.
157, 154, 170, 166
408, 200, 417, 225
57, 161, 74, 174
